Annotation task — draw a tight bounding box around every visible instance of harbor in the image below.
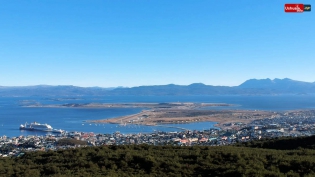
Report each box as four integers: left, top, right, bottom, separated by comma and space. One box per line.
2, 109, 315, 157
2, 95, 315, 138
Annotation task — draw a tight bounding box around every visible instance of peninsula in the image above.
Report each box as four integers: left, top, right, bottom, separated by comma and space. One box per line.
73, 102, 278, 130
90, 109, 277, 130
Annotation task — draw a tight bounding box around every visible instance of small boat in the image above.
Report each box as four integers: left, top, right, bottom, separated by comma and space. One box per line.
52, 129, 64, 133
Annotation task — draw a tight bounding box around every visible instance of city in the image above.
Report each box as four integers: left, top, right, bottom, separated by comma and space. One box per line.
2, 110, 315, 157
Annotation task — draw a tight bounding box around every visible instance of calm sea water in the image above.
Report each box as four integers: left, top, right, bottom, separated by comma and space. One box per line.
1, 95, 315, 137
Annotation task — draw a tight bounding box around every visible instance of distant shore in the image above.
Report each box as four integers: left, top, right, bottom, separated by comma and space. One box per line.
22, 102, 235, 109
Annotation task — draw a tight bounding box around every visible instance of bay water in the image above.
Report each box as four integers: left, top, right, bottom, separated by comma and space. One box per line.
1, 95, 315, 137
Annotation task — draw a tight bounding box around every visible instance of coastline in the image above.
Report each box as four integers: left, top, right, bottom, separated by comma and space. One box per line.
22, 102, 235, 109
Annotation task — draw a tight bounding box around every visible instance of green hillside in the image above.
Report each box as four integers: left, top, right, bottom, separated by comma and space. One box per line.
1, 141, 315, 177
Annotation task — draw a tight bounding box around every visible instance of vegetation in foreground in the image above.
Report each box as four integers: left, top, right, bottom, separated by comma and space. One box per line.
1, 136, 315, 177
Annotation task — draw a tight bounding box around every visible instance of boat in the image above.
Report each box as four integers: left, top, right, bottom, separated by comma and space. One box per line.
52, 129, 64, 133
20, 122, 53, 132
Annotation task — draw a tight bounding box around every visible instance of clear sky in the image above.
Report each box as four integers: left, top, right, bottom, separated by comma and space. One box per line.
0, 1, 314, 87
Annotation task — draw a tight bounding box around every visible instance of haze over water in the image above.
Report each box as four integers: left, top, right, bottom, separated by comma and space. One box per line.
1, 95, 315, 137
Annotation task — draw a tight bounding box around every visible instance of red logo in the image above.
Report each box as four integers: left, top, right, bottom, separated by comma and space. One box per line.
285, 4, 304, 12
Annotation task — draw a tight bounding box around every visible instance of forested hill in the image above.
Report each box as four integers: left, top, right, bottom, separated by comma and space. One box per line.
1, 78, 315, 96
236, 135, 315, 150
1, 135, 315, 176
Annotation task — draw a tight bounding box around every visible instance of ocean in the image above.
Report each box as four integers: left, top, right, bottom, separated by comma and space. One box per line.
1, 95, 315, 137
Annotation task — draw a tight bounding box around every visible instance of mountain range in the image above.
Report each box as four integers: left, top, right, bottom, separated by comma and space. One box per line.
1, 78, 315, 96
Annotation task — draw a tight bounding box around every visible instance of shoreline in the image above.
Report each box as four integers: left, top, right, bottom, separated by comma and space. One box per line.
21, 102, 236, 108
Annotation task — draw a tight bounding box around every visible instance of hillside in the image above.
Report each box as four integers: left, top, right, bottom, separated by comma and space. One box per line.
1, 139, 315, 176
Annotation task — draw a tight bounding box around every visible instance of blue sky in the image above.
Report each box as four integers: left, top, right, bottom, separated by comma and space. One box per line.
0, 1, 314, 87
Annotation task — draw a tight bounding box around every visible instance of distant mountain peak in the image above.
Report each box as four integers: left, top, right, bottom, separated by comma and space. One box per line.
189, 83, 206, 86
238, 78, 315, 92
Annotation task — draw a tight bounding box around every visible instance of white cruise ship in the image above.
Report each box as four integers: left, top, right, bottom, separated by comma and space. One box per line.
20, 122, 53, 132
